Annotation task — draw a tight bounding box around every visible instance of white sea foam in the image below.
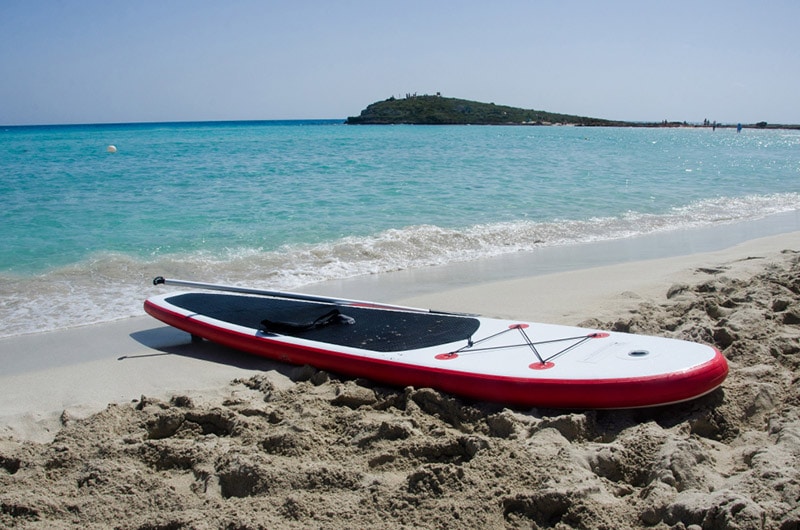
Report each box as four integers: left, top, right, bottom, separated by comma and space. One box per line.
2, 193, 799, 339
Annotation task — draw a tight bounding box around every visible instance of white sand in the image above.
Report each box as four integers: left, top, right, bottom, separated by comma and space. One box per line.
1, 231, 799, 529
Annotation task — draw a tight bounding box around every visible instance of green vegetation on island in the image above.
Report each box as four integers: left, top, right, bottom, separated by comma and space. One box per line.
346, 93, 800, 129
346, 94, 619, 126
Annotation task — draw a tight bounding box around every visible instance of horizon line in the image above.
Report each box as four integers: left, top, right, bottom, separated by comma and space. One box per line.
3, 118, 799, 129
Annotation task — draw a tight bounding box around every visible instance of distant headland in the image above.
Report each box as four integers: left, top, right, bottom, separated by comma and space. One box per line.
346, 93, 799, 129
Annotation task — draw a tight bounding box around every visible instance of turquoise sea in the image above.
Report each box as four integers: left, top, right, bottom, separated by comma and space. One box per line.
2, 121, 800, 337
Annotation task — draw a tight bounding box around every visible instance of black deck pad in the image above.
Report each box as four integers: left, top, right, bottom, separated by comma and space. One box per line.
167, 293, 481, 353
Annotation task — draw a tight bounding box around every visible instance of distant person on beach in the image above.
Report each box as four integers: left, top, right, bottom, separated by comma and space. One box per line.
737, 123, 742, 133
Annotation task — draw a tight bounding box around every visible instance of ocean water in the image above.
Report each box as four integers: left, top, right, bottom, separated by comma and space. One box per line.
2, 121, 799, 337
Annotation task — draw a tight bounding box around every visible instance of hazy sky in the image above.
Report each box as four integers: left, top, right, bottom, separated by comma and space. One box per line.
2, 1, 798, 125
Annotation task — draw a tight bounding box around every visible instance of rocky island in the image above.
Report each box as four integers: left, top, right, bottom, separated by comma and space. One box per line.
346, 94, 620, 126
346, 94, 799, 129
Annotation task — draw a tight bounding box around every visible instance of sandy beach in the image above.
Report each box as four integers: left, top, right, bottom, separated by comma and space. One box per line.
1, 231, 799, 528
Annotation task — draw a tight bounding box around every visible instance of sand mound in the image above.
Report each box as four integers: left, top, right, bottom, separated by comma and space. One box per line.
2, 251, 799, 529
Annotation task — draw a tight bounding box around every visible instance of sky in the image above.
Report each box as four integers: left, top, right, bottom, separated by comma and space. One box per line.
1, 0, 798, 126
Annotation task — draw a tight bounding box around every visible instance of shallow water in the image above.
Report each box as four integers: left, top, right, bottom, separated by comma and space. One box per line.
2, 121, 799, 336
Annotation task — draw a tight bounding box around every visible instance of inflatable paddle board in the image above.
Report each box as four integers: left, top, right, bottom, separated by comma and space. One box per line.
144, 277, 728, 409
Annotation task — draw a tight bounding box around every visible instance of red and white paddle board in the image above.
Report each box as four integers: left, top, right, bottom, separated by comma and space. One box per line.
144, 278, 727, 409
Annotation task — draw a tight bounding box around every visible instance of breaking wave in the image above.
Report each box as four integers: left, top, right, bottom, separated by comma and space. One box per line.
1, 193, 799, 338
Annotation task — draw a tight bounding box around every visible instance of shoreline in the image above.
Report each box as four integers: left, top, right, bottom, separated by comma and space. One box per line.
1, 229, 797, 442
397, 230, 800, 325
303, 209, 800, 304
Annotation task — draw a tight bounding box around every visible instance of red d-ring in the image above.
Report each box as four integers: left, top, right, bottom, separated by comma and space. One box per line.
529, 361, 555, 370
